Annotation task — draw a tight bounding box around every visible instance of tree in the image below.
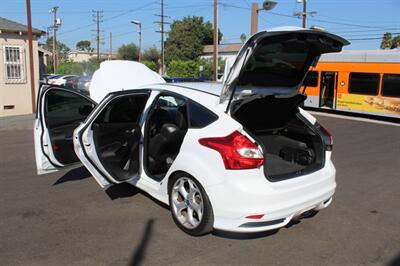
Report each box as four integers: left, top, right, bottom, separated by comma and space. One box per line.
76, 40, 92, 52
43, 37, 71, 65
165, 16, 223, 63
142, 47, 160, 63
240, 33, 247, 43
117, 43, 139, 61
390, 36, 400, 49
380, 32, 400, 49
380, 32, 393, 49
142, 47, 160, 70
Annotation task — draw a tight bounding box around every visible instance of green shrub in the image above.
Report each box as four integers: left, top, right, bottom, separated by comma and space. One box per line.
142, 60, 157, 72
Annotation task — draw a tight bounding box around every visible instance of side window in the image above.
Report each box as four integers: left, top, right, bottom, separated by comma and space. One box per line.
303, 71, 319, 87
349, 72, 380, 95
45, 89, 95, 127
95, 94, 148, 124
382, 74, 400, 98
188, 100, 218, 128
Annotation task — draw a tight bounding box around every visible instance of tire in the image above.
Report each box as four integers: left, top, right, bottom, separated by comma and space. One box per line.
168, 172, 214, 236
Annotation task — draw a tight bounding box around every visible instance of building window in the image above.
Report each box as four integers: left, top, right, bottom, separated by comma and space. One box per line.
3, 45, 25, 83
348, 72, 380, 95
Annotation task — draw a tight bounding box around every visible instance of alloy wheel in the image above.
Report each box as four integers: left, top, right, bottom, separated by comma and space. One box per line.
171, 177, 204, 229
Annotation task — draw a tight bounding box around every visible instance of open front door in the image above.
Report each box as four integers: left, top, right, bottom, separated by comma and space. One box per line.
73, 90, 151, 188
34, 86, 97, 175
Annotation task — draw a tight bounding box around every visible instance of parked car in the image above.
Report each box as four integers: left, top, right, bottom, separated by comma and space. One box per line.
34, 28, 348, 236
64, 76, 90, 96
48, 75, 79, 86
77, 75, 92, 91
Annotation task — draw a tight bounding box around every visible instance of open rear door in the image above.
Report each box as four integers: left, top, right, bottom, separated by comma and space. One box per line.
73, 90, 151, 188
34, 86, 96, 174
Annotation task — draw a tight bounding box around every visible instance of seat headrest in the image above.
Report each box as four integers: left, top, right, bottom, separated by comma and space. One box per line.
161, 123, 179, 136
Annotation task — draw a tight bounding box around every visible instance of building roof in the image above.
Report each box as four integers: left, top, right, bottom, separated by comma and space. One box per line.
319, 49, 400, 63
203, 43, 243, 54
0, 17, 44, 36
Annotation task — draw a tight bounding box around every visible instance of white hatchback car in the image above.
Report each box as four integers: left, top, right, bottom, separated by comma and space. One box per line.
34, 28, 348, 236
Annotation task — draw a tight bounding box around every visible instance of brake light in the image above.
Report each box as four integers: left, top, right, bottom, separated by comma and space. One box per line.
316, 123, 333, 151
199, 131, 264, 169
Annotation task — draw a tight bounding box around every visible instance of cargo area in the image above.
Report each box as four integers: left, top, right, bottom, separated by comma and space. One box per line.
231, 94, 325, 181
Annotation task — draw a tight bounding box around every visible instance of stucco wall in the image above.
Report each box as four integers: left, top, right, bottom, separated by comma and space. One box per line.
0, 33, 40, 117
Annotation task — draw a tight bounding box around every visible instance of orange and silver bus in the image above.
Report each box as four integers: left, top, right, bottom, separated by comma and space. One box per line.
302, 50, 400, 119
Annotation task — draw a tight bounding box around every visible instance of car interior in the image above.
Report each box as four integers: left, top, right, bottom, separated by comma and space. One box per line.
145, 95, 189, 180
91, 94, 149, 182
45, 89, 95, 165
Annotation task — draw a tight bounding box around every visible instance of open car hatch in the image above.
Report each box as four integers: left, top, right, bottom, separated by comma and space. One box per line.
219, 27, 350, 111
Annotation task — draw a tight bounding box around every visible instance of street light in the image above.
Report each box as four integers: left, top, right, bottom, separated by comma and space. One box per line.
131, 20, 142, 62
251, 1, 278, 35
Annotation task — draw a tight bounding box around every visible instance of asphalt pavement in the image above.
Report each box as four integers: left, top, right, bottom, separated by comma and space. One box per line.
0, 114, 399, 266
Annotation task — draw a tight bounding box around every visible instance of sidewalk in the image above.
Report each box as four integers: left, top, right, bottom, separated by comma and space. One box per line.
0, 114, 34, 131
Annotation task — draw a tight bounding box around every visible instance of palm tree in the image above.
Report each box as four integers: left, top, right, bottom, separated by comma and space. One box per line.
240, 33, 247, 44
380, 32, 393, 49
390, 35, 400, 49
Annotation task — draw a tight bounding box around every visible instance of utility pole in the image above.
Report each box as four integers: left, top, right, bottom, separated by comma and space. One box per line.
294, 0, 315, 29
161, 0, 165, 74
109, 32, 112, 60
50, 6, 58, 73
93, 10, 103, 61
302, 0, 307, 28
213, 0, 218, 81
250, 3, 258, 36
250, 1, 277, 36
155, 0, 169, 75
25, 0, 36, 113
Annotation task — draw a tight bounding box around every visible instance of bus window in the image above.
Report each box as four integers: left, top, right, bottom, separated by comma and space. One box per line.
303, 71, 319, 87
382, 74, 400, 98
349, 72, 380, 95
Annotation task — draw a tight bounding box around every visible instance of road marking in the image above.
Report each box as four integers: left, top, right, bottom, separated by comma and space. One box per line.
309, 111, 400, 127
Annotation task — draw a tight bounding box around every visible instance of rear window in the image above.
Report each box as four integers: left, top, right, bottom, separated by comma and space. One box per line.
349, 72, 380, 95
188, 100, 218, 128
303, 71, 319, 87
239, 36, 316, 87
382, 74, 400, 98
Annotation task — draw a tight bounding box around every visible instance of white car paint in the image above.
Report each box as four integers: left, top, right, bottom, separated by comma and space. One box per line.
34, 28, 348, 234
89, 60, 166, 102
48, 75, 78, 86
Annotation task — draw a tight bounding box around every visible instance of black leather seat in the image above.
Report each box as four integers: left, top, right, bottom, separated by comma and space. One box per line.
148, 105, 188, 175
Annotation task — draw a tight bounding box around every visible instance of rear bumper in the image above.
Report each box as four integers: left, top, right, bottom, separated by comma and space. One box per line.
206, 158, 336, 233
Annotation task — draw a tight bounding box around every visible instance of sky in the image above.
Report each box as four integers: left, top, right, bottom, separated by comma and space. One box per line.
1, 0, 400, 53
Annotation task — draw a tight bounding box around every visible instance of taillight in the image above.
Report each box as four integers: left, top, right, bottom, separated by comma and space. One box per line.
316, 122, 333, 151
199, 131, 264, 169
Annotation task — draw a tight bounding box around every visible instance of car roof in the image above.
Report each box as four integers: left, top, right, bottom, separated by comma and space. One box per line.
167, 82, 223, 97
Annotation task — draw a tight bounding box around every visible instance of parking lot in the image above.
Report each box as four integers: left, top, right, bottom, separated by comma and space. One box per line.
0, 114, 399, 266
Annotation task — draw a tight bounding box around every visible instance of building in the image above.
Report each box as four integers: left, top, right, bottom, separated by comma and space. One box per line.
0, 17, 44, 117
201, 43, 243, 61
68, 50, 117, 63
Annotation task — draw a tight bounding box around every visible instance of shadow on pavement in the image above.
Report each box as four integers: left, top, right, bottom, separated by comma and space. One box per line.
53, 166, 91, 185
213, 228, 279, 240
129, 219, 155, 266
105, 183, 140, 200
386, 252, 400, 266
